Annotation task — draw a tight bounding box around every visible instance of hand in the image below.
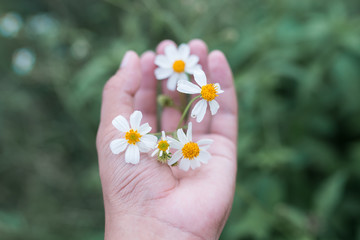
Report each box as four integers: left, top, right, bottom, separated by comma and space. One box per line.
96, 39, 238, 240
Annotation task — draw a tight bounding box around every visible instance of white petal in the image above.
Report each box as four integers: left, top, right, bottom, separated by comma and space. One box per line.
179, 158, 191, 171
197, 139, 214, 146
200, 145, 210, 151
186, 122, 192, 142
191, 99, 207, 123
190, 160, 196, 169
177, 80, 201, 94
155, 55, 171, 68
168, 150, 182, 165
209, 100, 220, 115
178, 44, 190, 59
185, 64, 202, 74
161, 131, 166, 139
167, 137, 183, 149
185, 55, 199, 67
191, 100, 204, 117
195, 159, 201, 168
139, 123, 152, 135
164, 45, 179, 61
155, 67, 173, 80
177, 128, 188, 144
193, 69, 207, 87
130, 111, 142, 130
137, 142, 151, 153
125, 144, 140, 164
198, 138, 213, 151
178, 72, 189, 81
196, 100, 207, 123
151, 148, 159, 157
214, 83, 224, 94
140, 134, 157, 149
110, 139, 128, 154
167, 73, 179, 91
112, 115, 130, 132
159, 151, 163, 157
190, 159, 201, 169
197, 150, 211, 164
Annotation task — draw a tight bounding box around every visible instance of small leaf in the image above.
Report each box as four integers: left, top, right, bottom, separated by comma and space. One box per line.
314, 171, 347, 221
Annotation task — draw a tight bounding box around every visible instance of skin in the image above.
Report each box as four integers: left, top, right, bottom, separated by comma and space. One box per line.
96, 39, 238, 240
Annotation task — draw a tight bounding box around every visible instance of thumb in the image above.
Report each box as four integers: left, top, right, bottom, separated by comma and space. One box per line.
99, 51, 141, 128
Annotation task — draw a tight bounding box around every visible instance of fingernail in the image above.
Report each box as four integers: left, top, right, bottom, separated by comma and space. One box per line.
120, 51, 132, 68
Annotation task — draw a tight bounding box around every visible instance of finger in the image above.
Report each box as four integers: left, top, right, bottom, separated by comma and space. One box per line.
156, 40, 183, 132
134, 51, 157, 132
189, 39, 209, 74
99, 51, 141, 129
187, 39, 212, 135
97, 51, 177, 197
208, 50, 238, 143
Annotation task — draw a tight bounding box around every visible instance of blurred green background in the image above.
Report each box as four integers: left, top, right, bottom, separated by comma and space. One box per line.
1, 0, 360, 239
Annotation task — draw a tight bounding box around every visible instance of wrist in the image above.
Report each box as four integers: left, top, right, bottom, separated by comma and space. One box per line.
105, 212, 204, 240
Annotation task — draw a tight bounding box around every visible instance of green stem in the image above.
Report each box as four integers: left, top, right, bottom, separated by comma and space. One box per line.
150, 131, 174, 137
176, 95, 201, 130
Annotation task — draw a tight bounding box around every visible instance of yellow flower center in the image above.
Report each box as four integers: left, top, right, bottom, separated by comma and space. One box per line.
173, 60, 185, 73
125, 129, 142, 145
182, 142, 200, 160
158, 140, 169, 152
201, 84, 218, 101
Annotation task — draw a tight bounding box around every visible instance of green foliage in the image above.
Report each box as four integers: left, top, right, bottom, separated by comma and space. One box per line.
1, 0, 360, 239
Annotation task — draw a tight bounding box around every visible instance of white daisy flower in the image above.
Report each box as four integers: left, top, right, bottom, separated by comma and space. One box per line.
110, 111, 157, 164
167, 122, 213, 171
177, 69, 224, 123
154, 43, 201, 91
151, 131, 170, 159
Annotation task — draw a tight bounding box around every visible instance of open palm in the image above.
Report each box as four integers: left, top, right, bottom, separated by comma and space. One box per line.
96, 40, 238, 240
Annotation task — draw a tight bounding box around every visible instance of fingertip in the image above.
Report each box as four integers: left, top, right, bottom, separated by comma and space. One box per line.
134, 51, 157, 131
208, 50, 227, 66
141, 50, 155, 59
208, 50, 233, 87
100, 51, 140, 128
139, 51, 156, 88
119, 50, 139, 69
140, 50, 156, 74
105, 50, 141, 100
122, 51, 141, 91
188, 39, 208, 52
188, 39, 209, 76
125, 50, 141, 67
156, 40, 177, 54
